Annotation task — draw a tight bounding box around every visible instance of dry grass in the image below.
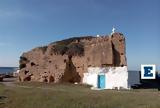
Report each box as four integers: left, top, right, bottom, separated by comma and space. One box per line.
0, 82, 160, 108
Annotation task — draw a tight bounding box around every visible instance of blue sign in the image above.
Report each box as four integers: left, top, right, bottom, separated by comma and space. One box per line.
141, 64, 156, 79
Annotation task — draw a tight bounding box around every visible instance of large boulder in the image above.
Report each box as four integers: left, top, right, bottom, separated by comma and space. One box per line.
0, 76, 3, 82
18, 32, 127, 83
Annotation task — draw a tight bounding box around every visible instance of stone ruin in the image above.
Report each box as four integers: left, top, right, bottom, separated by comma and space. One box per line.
18, 32, 127, 83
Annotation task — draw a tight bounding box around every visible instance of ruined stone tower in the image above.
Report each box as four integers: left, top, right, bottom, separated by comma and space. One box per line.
18, 32, 127, 83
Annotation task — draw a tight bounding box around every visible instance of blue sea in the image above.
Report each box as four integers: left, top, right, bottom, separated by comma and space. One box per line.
0, 67, 18, 74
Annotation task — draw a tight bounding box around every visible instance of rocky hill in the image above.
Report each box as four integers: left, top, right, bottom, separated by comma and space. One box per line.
18, 32, 127, 83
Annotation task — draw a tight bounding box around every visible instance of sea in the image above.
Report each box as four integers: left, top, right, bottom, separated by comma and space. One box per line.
0, 67, 18, 74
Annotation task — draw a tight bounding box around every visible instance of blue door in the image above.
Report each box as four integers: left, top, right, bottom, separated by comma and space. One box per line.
98, 75, 105, 88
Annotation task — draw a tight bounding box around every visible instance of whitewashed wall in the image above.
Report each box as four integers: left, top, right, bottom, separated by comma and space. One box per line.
83, 66, 128, 89
83, 73, 98, 88
105, 67, 128, 89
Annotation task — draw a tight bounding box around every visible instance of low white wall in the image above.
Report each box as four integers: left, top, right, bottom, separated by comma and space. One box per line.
83, 73, 98, 88
83, 66, 128, 89
105, 67, 128, 89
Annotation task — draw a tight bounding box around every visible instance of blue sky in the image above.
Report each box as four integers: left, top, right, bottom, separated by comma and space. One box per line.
0, 0, 159, 71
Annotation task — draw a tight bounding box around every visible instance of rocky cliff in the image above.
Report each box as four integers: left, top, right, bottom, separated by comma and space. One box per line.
18, 32, 127, 83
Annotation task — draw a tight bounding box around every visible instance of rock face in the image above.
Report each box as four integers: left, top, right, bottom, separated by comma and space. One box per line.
18, 32, 127, 83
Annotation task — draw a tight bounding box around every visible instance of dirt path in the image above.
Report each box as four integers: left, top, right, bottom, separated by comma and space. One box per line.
0, 78, 66, 91
0, 78, 33, 89
0, 78, 16, 87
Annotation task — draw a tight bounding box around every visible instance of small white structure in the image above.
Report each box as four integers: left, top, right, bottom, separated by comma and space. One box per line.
96, 35, 100, 37
111, 27, 116, 35
83, 67, 141, 90
13, 69, 20, 77
83, 66, 128, 89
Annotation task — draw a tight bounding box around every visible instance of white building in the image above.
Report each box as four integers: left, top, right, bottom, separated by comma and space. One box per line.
83, 66, 140, 89
13, 69, 20, 77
